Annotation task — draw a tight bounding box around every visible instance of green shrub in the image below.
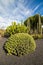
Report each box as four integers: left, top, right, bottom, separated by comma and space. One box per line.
4, 22, 27, 37
4, 22, 16, 37
32, 34, 43, 39
4, 33, 36, 56
16, 24, 27, 33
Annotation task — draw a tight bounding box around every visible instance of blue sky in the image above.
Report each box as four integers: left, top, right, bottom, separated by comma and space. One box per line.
0, 0, 43, 29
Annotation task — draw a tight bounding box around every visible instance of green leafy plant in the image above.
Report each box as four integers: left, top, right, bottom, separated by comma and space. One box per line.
4, 33, 36, 56
4, 22, 27, 37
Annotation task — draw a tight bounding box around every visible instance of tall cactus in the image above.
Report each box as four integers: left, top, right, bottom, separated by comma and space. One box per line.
27, 19, 30, 33
38, 14, 41, 34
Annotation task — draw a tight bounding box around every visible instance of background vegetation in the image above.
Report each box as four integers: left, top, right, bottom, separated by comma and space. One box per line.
24, 14, 43, 33
4, 22, 27, 37
0, 29, 5, 37
0, 14, 43, 39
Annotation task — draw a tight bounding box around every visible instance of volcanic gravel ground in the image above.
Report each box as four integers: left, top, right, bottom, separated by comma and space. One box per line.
0, 37, 43, 65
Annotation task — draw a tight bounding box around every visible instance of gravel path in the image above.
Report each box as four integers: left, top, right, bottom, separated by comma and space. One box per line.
0, 37, 43, 65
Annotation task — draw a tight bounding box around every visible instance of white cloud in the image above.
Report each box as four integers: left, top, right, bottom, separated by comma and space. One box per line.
0, 3, 10, 17
12, 3, 33, 18
25, 10, 33, 15
0, 16, 19, 29
0, 16, 11, 29
0, 0, 14, 6
0, 0, 33, 29
33, 5, 40, 12
33, 3, 43, 13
